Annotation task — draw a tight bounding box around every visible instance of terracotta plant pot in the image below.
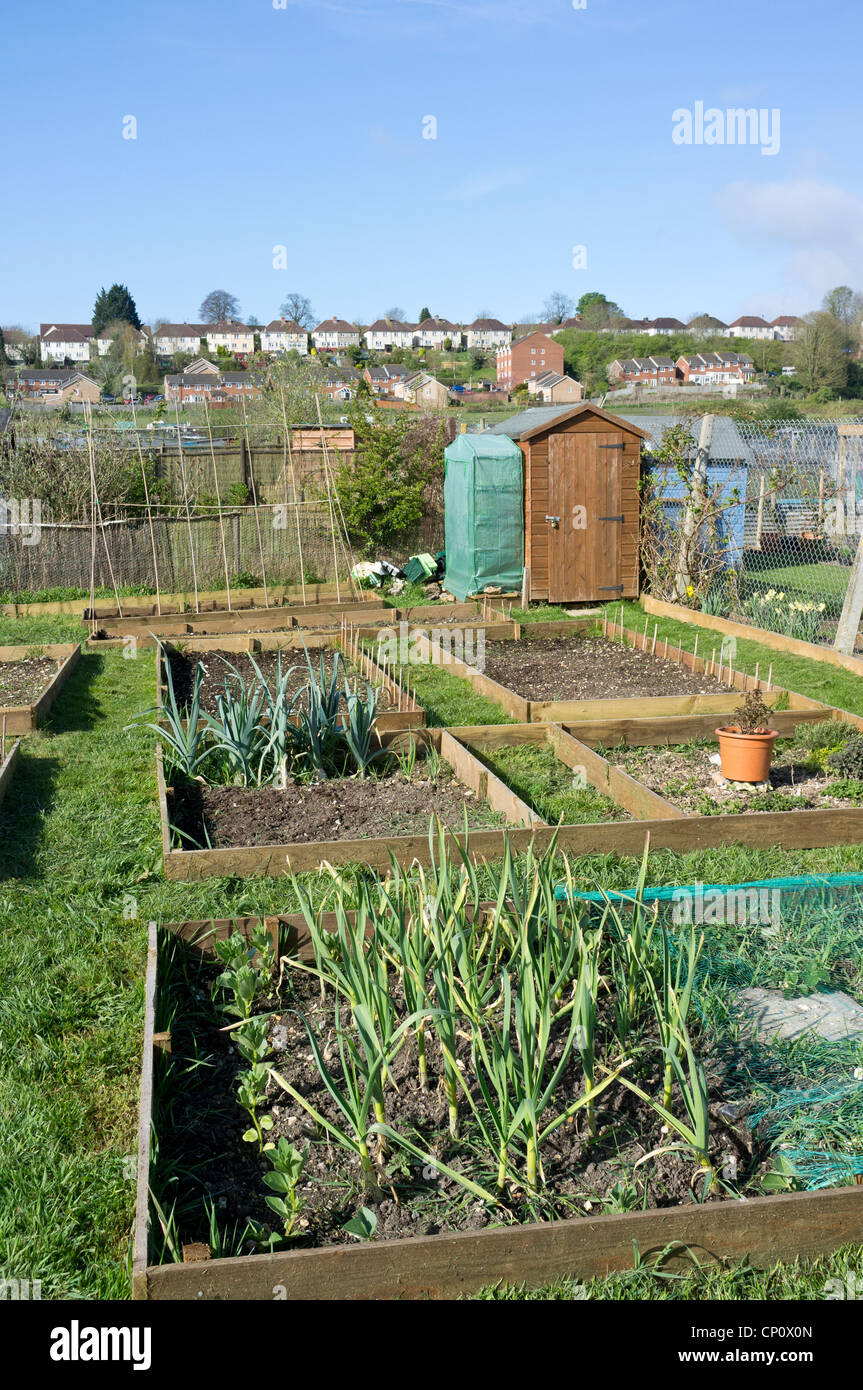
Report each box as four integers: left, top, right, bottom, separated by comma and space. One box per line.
715, 725, 778, 783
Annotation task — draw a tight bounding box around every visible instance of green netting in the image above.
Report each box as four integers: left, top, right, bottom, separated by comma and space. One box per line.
443, 433, 524, 600
560, 872, 863, 1191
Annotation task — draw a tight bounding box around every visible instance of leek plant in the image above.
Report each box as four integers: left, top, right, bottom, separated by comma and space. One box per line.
342, 685, 387, 777
128, 645, 210, 778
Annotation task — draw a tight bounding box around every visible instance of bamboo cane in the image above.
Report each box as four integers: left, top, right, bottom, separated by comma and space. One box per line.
279, 387, 306, 605
131, 399, 162, 615
204, 399, 232, 611
242, 397, 270, 609
174, 402, 199, 613
85, 401, 123, 618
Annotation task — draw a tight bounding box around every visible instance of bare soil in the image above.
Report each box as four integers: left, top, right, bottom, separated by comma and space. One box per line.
611, 741, 863, 814
171, 766, 506, 848
0, 657, 56, 707
159, 948, 765, 1256
166, 648, 400, 717
482, 636, 732, 702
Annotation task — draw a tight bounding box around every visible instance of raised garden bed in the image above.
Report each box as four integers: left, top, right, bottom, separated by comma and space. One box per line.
156, 729, 543, 878
158, 634, 425, 735
0, 643, 81, 734
611, 732, 863, 816
133, 877, 863, 1301
418, 613, 845, 725
0, 737, 21, 812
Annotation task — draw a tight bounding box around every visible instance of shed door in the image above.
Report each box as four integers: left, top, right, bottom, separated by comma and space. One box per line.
547, 431, 622, 601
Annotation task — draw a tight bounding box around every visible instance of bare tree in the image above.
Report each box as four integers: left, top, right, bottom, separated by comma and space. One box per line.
794, 312, 848, 393
822, 285, 863, 329
542, 291, 574, 324
383, 306, 407, 322
199, 289, 241, 323
279, 293, 315, 330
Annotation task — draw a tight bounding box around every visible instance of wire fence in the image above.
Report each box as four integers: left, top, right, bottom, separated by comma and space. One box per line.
638, 415, 863, 650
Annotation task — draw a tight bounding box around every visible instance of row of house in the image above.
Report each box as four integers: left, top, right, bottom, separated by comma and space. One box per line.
608, 351, 755, 389
34, 308, 804, 365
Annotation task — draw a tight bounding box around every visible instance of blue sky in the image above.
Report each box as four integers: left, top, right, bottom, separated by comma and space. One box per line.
4, 0, 861, 331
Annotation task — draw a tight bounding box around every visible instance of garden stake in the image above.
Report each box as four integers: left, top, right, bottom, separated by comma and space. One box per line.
651, 624, 658, 655
767, 663, 773, 690
754, 661, 760, 689
692, 634, 699, 669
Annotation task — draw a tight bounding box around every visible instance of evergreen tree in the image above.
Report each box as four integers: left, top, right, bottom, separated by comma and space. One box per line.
92, 284, 142, 334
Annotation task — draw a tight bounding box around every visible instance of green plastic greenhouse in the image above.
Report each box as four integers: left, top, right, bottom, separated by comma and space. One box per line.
443, 433, 524, 600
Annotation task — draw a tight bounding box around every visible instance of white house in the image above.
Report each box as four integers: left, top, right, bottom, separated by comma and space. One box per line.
464, 318, 511, 350
412, 316, 460, 349
364, 318, 416, 351
770, 315, 803, 342
312, 317, 362, 352
726, 316, 774, 341
260, 318, 308, 354
204, 320, 254, 356
39, 323, 93, 362
153, 324, 208, 357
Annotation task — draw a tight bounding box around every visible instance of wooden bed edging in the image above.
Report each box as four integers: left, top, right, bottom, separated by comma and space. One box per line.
133, 918, 863, 1300
137, 1185, 863, 1300
0, 644, 82, 734
641, 594, 863, 678
155, 738, 863, 879
0, 739, 22, 811
413, 623, 846, 727
2, 581, 373, 620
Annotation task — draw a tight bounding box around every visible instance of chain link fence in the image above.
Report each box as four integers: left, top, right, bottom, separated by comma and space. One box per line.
636, 414, 863, 651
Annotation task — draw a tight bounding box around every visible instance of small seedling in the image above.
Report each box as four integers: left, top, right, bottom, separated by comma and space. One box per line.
263, 1138, 309, 1237
341, 1206, 378, 1241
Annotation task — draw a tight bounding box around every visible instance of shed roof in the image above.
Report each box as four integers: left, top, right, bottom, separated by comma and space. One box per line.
612, 412, 756, 465
486, 402, 650, 442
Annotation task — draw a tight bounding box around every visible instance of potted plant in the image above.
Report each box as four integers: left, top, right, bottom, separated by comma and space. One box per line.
715, 689, 777, 783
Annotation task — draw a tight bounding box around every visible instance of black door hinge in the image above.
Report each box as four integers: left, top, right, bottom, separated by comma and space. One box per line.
598, 513, 625, 522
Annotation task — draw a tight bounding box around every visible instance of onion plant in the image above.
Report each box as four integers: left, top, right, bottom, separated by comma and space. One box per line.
618, 1023, 715, 1191
269, 1001, 422, 1191
641, 921, 703, 1110
572, 927, 602, 1139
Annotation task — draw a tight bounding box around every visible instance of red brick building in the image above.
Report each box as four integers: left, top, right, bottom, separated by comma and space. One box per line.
608, 356, 678, 388
497, 331, 563, 389
163, 371, 263, 405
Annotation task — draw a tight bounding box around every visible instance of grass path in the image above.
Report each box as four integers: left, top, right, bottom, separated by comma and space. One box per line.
1, 629, 861, 1300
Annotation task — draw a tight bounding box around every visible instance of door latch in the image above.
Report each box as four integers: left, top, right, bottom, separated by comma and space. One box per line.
545, 514, 560, 528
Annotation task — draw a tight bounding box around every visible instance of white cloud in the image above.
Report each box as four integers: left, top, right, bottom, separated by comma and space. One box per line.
716, 178, 863, 303
445, 165, 529, 201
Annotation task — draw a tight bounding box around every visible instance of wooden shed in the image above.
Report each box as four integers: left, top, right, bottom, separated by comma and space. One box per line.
487, 403, 649, 603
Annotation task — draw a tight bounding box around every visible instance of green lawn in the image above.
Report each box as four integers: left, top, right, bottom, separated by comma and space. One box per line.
1, 622, 862, 1300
